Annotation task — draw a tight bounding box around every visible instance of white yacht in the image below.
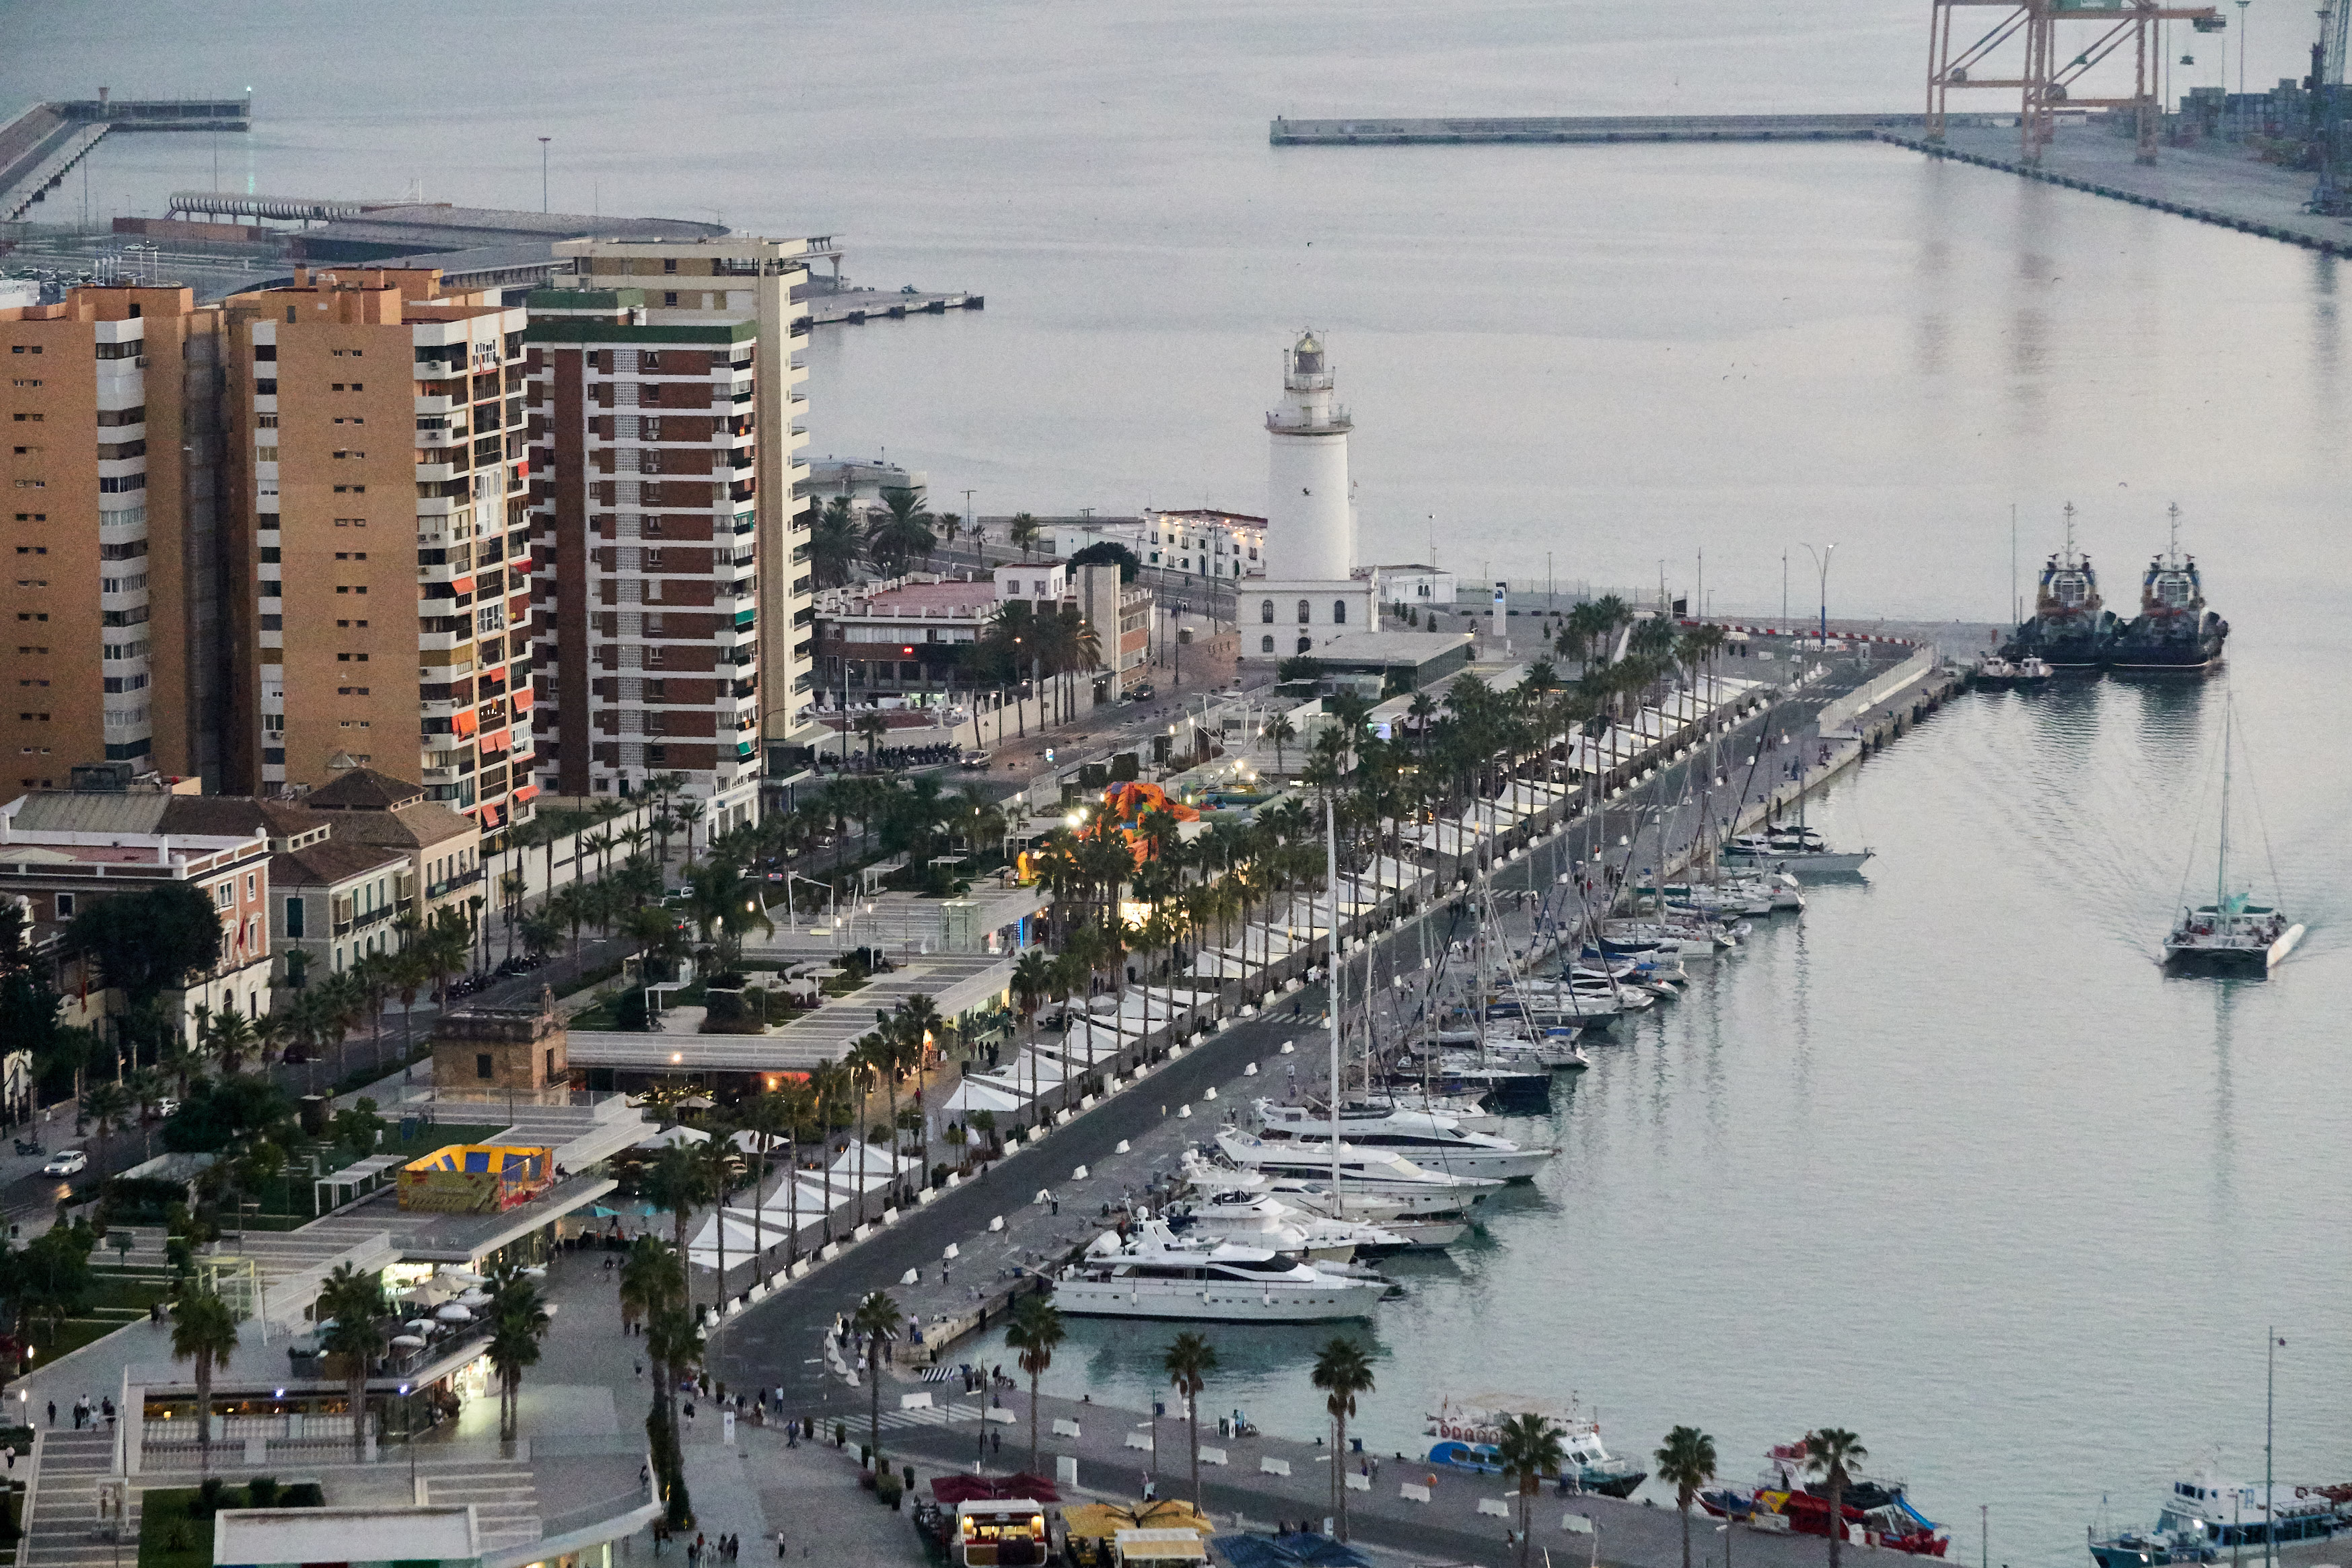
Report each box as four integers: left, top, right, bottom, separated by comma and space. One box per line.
1215, 1129, 1504, 1207
1049, 1221, 1386, 1323
1254, 1099, 1557, 1182
1178, 1150, 1469, 1244
1722, 827, 1873, 878
1162, 1188, 1452, 1257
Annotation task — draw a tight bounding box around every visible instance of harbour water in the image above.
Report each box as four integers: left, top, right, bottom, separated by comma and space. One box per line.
13, 5, 2352, 1562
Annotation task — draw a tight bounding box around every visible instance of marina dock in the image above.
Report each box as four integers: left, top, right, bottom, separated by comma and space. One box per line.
807, 286, 985, 325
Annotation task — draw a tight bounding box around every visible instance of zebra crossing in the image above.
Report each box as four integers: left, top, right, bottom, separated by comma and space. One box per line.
871, 1400, 988, 1431
423, 1467, 540, 1553
24, 1431, 133, 1568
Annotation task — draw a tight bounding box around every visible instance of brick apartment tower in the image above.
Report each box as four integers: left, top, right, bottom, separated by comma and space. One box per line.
217, 269, 538, 830
527, 238, 813, 826
1, 283, 230, 789
538, 243, 814, 804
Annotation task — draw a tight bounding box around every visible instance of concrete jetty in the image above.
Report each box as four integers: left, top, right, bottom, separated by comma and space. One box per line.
0, 94, 249, 223
1270, 112, 2005, 146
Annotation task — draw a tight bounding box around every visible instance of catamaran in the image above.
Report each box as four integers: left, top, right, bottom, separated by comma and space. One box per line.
2162, 691, 2302, 976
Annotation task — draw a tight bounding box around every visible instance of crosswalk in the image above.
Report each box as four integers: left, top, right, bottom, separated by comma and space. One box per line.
425, 1467, 540, 1553
871, 1400, 989, 1431
24, 1431, 133, 1568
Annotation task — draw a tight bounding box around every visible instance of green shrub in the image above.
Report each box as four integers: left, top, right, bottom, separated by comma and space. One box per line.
244, 1476, 279, 1508
278, 1483, 324, 1509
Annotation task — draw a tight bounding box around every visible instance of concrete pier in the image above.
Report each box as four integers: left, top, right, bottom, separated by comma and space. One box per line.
1270, 112, 2005, 146
0, 96, 250, 223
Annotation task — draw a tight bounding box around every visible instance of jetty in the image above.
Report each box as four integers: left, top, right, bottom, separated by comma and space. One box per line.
0, 93, 248, 223
1270, 112, 2005, 145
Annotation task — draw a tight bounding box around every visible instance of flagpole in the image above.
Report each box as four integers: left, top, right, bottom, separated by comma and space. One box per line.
2265, 1327, 2276, 1568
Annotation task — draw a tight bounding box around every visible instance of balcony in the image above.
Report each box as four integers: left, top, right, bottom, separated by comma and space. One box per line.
426, 867, 485, 900
417, 625, 474, 654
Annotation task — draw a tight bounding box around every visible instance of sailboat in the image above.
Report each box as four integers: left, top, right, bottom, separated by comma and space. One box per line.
2162, 692, 2302, 976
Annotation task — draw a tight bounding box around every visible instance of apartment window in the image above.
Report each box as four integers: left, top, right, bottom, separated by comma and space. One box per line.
663, 292, 678, 307
662, 258, 678, 273
1260, 599, 1274, 624
1261, 635, 1275, 653
246, 873, 257, 898
1296, 599, 1310, 625
285, 896, 305, 939
475, 1053, 493, 1081
215, 884, 233, 911
642, 351, 662, 371
1332, 600, 1347, 625
53, 893, 72, 918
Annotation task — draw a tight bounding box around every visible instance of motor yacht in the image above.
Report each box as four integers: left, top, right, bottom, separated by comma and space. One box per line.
1215, 1128, 1505, 1205
1050, 1221, 1388, 1322
1254, 1099, 1557, 1182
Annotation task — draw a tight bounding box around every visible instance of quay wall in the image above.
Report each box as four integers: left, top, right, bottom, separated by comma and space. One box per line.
1270, 112, 2007, 145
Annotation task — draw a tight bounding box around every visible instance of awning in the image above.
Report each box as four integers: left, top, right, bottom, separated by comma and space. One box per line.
452, 709, 478, 738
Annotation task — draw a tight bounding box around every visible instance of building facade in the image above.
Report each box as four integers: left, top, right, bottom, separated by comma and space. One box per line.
524, 291, 767, 825
548, 238, 818, 788
814, 574, 998, 704
2, 283, 229, 789
0, 797, 273, 1041
1075, 563, 1151, 697
217, 267, 536, 830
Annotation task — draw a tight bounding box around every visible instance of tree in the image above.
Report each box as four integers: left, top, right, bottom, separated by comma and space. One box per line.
485, 1262, 552, 1444
1804, 1429, 1868, 1568
1164, 1331, 1217, 1507
316, 1261, 388, 1463
851, 1289, 902, 1472
1262, 713, 1297, 774
81, 1081, 131, 1176
853, 710, 890, 762
1005, 1292, 1064, 1476
1310, 1338, 1374, 1540
1276, 655, 1323, 685
0, 903, 63, 1074
1656, 1426, 1719, 1568
643, 1142, 715, 1268
1008, 513, 1042, 559
168, 1289, 242, 1475
811, 495, 864, 588
867, 486, 938, 576
644, 1294, 701, 1528
1067, 540, 1141, 582
66, 882, 223, 1013
1496, 1412, 1568, 1568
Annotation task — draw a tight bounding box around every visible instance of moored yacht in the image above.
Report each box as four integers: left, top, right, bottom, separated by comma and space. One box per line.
1215, 1128, 1505, 1205
1050, 1221, 1387, 1322
1254, 1098, 1557, 1181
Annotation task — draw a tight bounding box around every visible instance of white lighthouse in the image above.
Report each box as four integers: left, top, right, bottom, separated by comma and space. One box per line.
1250, 330, 1376, 660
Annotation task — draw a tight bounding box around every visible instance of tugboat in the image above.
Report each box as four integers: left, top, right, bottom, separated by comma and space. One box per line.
2002, 503, 2119, 668
2111, 506, 2228, 672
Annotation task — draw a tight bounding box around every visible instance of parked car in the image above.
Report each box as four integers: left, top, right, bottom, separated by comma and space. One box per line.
42, 1150, 86, 1177
1128, 682, 1156, 701
152, 1097, 181, 1118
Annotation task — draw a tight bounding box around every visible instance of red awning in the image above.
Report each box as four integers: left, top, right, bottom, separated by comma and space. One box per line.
452, 574, 476, 596
478, 727, 511, 756
510, 687, 536, 712
451, 709, 478, 738
511, 783, 540, 804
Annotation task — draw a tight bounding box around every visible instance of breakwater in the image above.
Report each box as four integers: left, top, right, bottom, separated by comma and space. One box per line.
1269, 112, 2006, 145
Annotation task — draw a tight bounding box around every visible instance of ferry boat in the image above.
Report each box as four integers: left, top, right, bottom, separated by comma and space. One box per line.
2090, 1475, 2345, 1565
2110, 507, 2228, 673
2162, 692, 2303, 976
1048, 1221, 1387, 1322
2002, 505, 2120, 668
1423, 1395, 1647, 1497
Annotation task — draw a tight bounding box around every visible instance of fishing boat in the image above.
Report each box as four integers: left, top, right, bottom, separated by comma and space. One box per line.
1422, 1396, 1647, 1497
2095, 1475, 2345, 1557
2162, 692, 2303, 976
2002, 503, 2121, 667
1049, 1221, 1387, 1323
2110, 506, 2228, 673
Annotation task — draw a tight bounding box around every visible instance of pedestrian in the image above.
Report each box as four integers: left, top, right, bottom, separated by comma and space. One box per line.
43, 1401, 52, 1429
775, 1532, 787, 1559
635, 1359, 643, 1380
991, 1429, 1001, 1456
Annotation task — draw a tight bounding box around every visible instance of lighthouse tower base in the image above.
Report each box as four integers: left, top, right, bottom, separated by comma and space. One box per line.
1240, 576, 1380, 664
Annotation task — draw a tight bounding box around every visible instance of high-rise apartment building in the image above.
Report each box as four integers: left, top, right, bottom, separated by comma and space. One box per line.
527, 238, 814, 824
1, 283, 229, 789
217, 268, 536, 830
536, 246, 818, 808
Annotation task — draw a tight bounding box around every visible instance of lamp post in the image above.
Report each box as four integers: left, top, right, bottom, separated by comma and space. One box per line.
1801, 542, 1837, 650
536, 139, 550, 213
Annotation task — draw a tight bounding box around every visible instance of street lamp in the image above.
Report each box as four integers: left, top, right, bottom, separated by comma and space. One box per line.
1801, 542, 1837, 650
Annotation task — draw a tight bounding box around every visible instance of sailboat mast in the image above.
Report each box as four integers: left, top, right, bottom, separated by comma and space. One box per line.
1325, 795, 1343, 1215
2217, 693, 2232, 911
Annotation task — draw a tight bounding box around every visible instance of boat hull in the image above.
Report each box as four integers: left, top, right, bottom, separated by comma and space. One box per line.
1050, 1278, 1381, 1322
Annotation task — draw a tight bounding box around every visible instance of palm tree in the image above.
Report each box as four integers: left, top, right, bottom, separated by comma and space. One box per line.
810, 495, 864, 588
485, 1263, 551, 1444
1656, 1426, 1719, 1568
1263, 713, 1297, 774
643, 1142, 715, 1273
168, 1289, 241, 1474
1005, 1293, 1065, 1476
867, 485, 938, 575
1496, 1412, 1569, 1568
696, 1129, 739, 1318
674, 799, 708, 869
1008, 512, 1041, 560
81, 1081, 131, 1176
1310, 1338, 1375, 1540
1804, 1429, 1868, 1568
317, 1261, 389, 1463
851, 1289, 902, 1470
809, 1061, 851, 1244
617, 1232, 679, 1337
1163, 1331, 1217, 1506
644, 1294, 701, 1528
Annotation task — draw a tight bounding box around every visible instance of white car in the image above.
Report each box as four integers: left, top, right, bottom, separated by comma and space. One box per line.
42, 1150, 87, 1177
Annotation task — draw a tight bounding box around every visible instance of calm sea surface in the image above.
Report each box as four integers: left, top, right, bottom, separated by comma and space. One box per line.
13, 4, 2352, 1559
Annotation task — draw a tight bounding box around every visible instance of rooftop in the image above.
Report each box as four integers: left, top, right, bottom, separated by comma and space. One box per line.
214, 1505, 478, 1567
271, 838, 410, 889
304, 767, 424, 811
821, 577, 1002, 619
